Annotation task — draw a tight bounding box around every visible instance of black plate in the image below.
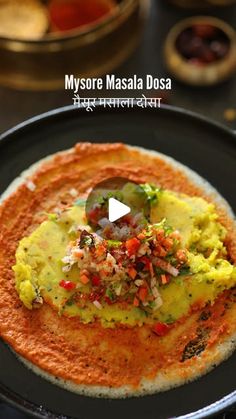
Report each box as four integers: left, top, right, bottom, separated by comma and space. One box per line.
0, 105, 235, 419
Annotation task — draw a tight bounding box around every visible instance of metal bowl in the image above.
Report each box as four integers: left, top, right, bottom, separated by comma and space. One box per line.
164, 16, 236, 86
0, 0, 148, 90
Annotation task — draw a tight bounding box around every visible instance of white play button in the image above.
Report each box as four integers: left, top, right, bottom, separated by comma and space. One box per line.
86, 176, 149, 239
108, 198, 131, 223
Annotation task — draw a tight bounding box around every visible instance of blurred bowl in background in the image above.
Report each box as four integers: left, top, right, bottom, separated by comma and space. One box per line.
0, 0, 148, 90
169, 0, 236, 8
164, 16, 236, 86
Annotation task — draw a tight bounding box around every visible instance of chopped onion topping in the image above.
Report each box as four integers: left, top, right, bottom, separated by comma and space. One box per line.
153, 257, 179, 277
93, 300, 102, 310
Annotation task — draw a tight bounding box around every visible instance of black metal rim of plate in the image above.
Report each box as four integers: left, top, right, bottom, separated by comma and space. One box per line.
0, 103, 235, 419
0, 102, 235, 143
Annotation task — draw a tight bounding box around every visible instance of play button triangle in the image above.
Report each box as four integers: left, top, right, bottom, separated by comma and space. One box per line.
108, 198, 131, 223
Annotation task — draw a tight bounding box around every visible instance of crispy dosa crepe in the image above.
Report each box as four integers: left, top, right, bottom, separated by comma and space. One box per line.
0, 143, 235, 397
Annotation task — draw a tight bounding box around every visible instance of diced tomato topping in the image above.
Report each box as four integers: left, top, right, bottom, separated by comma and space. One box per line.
154, 244, 167, 258
128, 267, 137, 280
89, 291, 102, 302
176, 249, 187, 263
92, 275, 101, 286
123, 214, 132, 224
137, 232, 146, 240
81, 269, 90, 276
104, 296, 113, 305
138, 286, 148, 302
73, 249, 84, 259
88, 207, 105, 224
80, 274, 90, 285
140, 257, 154, 276
163, 237, 174, 251
133, 296, 139, 307
59, 279, 76, 291
95, 244, 106, 257
161, 274, 170, 285
140, 256, 151, 271
170, 230, 181, 240
156, 228, 165, 240
87, 208, 99, 223
153, 322, 169, 336
125, 237, 140, 256
149, 262, 154, 277
100, 269, 109, 278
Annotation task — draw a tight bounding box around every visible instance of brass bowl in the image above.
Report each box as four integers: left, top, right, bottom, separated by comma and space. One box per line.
164, 16, 236, 86
0, 0, 148, 90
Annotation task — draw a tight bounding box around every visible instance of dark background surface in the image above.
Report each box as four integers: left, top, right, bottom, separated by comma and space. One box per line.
0, 0, 235, 418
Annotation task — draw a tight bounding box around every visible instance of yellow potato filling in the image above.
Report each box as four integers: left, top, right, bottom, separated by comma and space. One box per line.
13, 190, 236, 327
